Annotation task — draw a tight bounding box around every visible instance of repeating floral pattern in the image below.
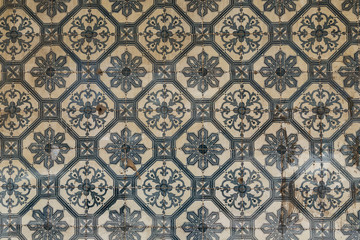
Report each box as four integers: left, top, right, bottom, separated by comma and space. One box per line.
0, 9, 40, 60
62, 84, 114, 136
60, 161, 113, 214
109, 0, 145, 17
216, 84, 268, 137
104, 205, 146, 240
261, 128, 303, 171
27, 205, 69, 240
0, 85, 38, 136
295, 167, 349, 217
294, 84, 348, 138
104, 127, 147, 169
0, 1, 358, 239
217, 165, 269, 215
260, 51, 301, 93
338, 50, 360, 93
181, 128, 224, 170
140, 165, 187, 212
28, 127, 70, 170
182, 206, 224, 239
293, 7, 346, 59
105, 51, 147, 93
139, 84, 191, 137
30, 51, 71, 93
181, 51, 224, 93
33, 0, 71, 18
261, 207, 304, 240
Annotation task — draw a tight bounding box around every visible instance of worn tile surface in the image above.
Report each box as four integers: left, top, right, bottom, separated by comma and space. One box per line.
0, 0, 359, 239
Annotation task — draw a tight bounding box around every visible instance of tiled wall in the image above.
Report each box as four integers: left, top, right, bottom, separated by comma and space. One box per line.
0, 0, 359, 239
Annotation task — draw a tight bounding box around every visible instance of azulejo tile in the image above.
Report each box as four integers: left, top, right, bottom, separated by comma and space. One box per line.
333, 45, 360, 99
137, 7, 192, 61
22, 199, 75, 240
22, 121, 76, 175
176, 121, 231, 176
26, 0, 79, 23
98, 121, 152, 176
24, 45, 77, 99
0, 83, 39, 137
62, 8, 116, 61
1, 1, 360, 239
59, 159, 115, 215
98, 199, 152, 239
254, 201, 311, 240
136, 159, 191, 216
214, 6, 269, 61
137, 83, 192, 138
176, 0, 230, 23
294, 162, 351, 218
214, 82, 270, 138
103, 0, 154, 23
214, 160, 271, 217
176, 200, 231, 240
334, 122, 360, 178
100, 45, 152, 98
293, 83, 349, 139
61, 83, 115, 137
254, 122, 309, 178
253, 45, 308, 99
0, 8, 41, 61
176, 45, 230, 99
252, 0, 308, 22
0, 159, 37, 214
292, 6, 347, 60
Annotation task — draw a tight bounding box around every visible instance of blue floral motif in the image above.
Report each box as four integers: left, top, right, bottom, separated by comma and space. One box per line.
260, 51, 301, 93
298, 88, 344, 133
220, 86, 264, 134
219, 12, 263, 56
296, 169, 345, 217
339, 51, 360, 93
261, 207, 304, 240
67, 11, 110, 56
65, 87, 109, 135
63, 163, 109, 209
34, 0, 70, 18
297, 12, 341, 56
0, 13, 35, 59
184, 0, 221, 17
142, 166, 186, 211
28, 205, 69, 240
182, 206, 224, 240
342, 0, 360, 15
220, 167, 265, 213
104, 127, 147, 169
104, 206, 146, 240
109, 0, 144, 16
106, 51, 146, 93
0, 163, 31, 208
341, 210, 360, 239
30, 51, 71, 93
143, 86, 186, 133
340, 130, 360, 170
144, 12, 186, 56
263, 0, 296, 16
181, 128, 225, 170
260, 128, 303, 171
28, 127, 70, 170
0, 89, 35, 135
182, 51, 224, 93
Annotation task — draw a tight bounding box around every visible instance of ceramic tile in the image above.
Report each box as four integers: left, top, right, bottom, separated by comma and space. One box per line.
0, 0, 360, 239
